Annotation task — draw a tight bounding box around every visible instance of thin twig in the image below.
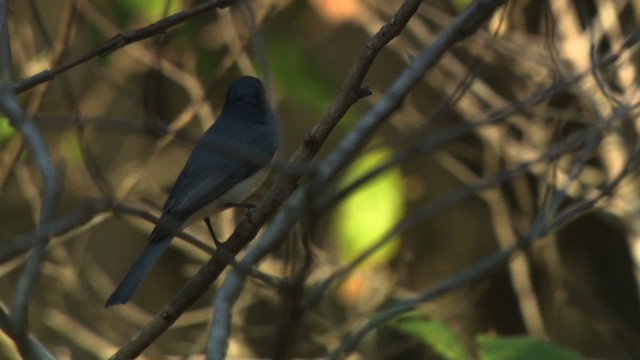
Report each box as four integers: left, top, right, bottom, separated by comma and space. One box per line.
13, 0, 244, 94
0, 0, 61, 357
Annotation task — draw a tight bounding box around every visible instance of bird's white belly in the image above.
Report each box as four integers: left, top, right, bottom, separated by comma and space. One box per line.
182, 167, 270, 227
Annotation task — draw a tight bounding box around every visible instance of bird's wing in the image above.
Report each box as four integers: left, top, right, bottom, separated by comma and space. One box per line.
161, 115, 276, 222
162, 153, 255, 221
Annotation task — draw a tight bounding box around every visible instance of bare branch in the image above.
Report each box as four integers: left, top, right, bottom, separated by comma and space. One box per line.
13, 0, 244, 94
0, 0, 61, 356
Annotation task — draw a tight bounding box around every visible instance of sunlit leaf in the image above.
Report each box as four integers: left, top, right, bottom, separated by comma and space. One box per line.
59, 133, 83, 163
334, 147, 404, 266
115, 0, 181, 23
393, 315, 471, 360
0, 116, 16, 144
478, 335, 583, 360
0, 329, 20, 360
450, 0, 473, 11
268, 37, 334, 116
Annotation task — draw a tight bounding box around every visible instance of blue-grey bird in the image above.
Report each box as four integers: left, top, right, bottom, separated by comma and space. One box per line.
106, 76, 278, 306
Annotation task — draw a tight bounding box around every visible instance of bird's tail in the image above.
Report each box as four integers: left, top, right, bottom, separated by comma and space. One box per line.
105, 235, 172, 307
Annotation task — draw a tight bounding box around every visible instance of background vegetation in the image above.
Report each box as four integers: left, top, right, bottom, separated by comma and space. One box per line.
1, 0, 640, 359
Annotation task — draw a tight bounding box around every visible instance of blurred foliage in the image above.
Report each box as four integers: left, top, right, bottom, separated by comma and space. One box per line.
392, 314, 471, 360
113, 0, 182, 24
450, 0, 473, 12
393, 313, 583, 360
268, 35, 335, 117
0, 117, 15, 144
59, 133, 83, 163
477, 335, 583, 360
2, 0, 640, 359
333, 147, 403, 266
0, 330, 20, 360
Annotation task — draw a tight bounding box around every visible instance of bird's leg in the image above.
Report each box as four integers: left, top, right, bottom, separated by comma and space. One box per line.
204, 217, 222, 247
225, 202, 256, 223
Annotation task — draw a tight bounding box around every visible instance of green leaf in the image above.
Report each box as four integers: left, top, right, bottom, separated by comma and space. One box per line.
267, 37, 335, 117
114, 0, 181, 23
59, 132, 83, 163
478, 335, 583, 360
333, 147, 404, 266
450, 0, 473, 11
0, 117, 16, 144
392, 315, 471, 360
0, 329, 20, 360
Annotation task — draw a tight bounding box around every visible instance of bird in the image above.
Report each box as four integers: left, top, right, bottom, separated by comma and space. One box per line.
106, 76, 278, 306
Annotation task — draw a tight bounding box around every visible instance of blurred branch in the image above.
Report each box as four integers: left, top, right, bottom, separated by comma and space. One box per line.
316, 21, 640, 217
0, 198, 279, 290
0, 305, 55, 360
0, 304, 32, 360
113, 203, 282, 288
0, 135, 23, 190
437, 148, 547, 339
27, 0, 117, 201
328, 148, 640, 359
550, 0, 640, 300
73, 0, 216, 130
24, 0, 76, 115
0, 200, 110, 264
302, 111, 619, 312
13, 0, 243, 94
44, 309, 124, 359
0, 0, 61, 357
313, 76, 574, 213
